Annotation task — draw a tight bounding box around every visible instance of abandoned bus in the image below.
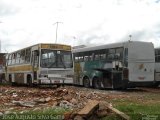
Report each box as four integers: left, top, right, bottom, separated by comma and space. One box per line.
72, 41, 155, 89
5, 43, 73, 86
154, 48, 160, 86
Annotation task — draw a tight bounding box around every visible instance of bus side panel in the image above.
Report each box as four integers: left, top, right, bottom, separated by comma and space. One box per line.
155, 62, 160, 82
15, 73, 25, 84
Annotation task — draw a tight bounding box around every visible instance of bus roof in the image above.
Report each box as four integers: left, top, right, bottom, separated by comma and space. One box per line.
7, 43, 71, 54
72, 41, 153, 53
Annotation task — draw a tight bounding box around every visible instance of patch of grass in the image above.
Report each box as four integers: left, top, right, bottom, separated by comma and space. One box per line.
102, 114, 122, 120
105, 93, 160, 120
0, 83, 11, 86
0, 107, 71, 120
114, 102, 160, 120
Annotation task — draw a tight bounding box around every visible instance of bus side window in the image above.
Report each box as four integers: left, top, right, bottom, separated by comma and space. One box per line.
155, 49, 158, 55
115, 47, 123, 60
16, 52, 21, 64
20, 50, 25, 64
157, 56, 160, 62
155, 49, 160, 62
78, 52, 84, 62
106, 49, 109, 60
79, 56, 83, 61
74, 53, 79, 62
108, 48, 115, 60
75, 56, 79, 62
99, 49, 106, 60
84, 56, 89, 61
25, 48, 31, 63
124, 48, 128, 67
11, 53, 16, 65
84, 52, 92, 61
8, 54, 12, 65
95, 54, 100, 60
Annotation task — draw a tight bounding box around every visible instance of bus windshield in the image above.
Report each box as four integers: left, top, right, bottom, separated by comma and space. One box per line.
41, 49, 72, 68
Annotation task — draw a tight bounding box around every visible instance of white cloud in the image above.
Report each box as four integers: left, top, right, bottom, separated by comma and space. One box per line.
0, 0, 160, 52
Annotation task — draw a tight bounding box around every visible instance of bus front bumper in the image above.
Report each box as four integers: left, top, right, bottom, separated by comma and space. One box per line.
38, 77, 73, 85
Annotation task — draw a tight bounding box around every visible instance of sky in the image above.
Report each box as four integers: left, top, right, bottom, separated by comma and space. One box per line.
0, 0, 160, 52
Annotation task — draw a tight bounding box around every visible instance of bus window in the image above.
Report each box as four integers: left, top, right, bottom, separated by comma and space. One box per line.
32, 50, 39, 67
109, 49, 116, 54
155, 49, 160, 62
155, 49, 158, 55
79, 56, 84, 61
115, 47, 123, 60
83, 52, 92, 61
59, 51, 72, 68
16, 52, 21, 64
78, 52, 84, 61
108, 48, 116, 60
75, 57, 79, 62
11, 53, 16, 65
41, 50, 56, 68
100, 54, 106, 59
20, 50, 25, 64
74, 53, 79, 62
25, 48, 31, 63
8, 54, 12, 65
124, 48, 128, 67
95, 54, 100, 60
158, 49, 160, 55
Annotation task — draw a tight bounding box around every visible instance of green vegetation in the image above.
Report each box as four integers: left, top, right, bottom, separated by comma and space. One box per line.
103, 93, 160, 120
115, 103, 160, 120
0, 107, 71, 120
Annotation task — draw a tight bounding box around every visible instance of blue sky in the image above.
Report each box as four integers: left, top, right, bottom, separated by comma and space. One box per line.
0, 0, 160, 52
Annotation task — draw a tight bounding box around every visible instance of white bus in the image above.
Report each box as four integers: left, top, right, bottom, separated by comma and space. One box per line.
73, 41, 155, 89
5, 43, 73, 86
154, 48, 160, 86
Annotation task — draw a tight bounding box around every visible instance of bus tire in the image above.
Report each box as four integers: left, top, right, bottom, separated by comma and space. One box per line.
92, 77, 101, 89
83, 77, 90, 88
27, 75, 33, 87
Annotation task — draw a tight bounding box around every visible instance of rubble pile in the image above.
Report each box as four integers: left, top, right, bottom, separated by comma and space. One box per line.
0, 85, 129, 119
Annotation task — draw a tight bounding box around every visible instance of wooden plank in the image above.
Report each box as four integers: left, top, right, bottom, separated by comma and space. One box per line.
77, 100, 99, 118
108, 106, 130, 120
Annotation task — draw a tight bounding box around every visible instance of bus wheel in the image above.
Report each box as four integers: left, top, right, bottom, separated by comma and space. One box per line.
27, 75, 33, 87
83, 77, 90, 88
93, 77, 101, 89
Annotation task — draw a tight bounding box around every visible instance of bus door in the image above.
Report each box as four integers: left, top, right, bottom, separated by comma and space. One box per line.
32, 50, 39, 82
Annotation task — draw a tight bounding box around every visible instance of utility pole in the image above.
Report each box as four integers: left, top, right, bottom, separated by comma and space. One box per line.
53, 22, 63, 43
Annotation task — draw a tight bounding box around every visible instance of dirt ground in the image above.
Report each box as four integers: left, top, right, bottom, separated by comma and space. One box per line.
0, 85, 160, 116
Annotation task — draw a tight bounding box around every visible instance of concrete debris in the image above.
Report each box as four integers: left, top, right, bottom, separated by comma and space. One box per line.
12, 93, 18, 97
0, 112, 3, 116
4, 111, 12, 115
34, 97, 51, 103
0, 85, 133, 119
59, 100, 74, 109
12, 100, 36, 107
33, 107, 41, 111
